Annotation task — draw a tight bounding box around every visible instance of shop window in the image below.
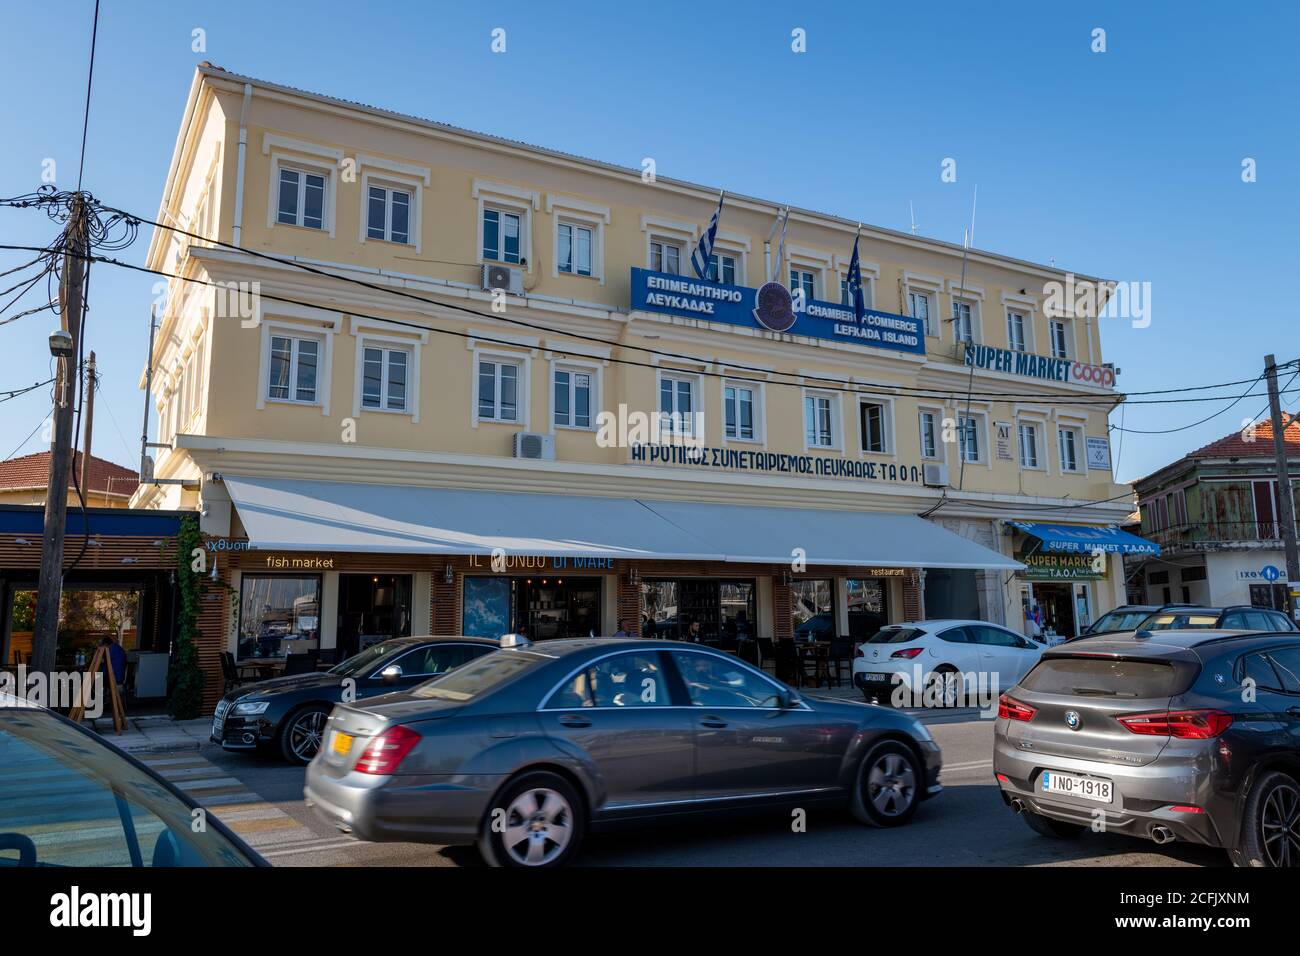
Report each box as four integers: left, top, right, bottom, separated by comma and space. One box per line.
845, 579, 888, 640
478, 358, 520, 422
361, 345, 409, 412
641, 579, 680, 640
483, 207, 522, 263
366, 184, 411, 244
337, 573, 412, 659
724, 383, 756, 441
557, 221, 593, 276
707, 252, 737, 285
650, 238, 682, 274
671, 650, 781, 708
791, 579, 834, 641
548, 652, 669, 708
267, 334, 320, 404
237, 575, 321, 660
640, 579, 754, 643
553, 367, 593, 429
277, 167, 326, 230
462, 576, 512, 638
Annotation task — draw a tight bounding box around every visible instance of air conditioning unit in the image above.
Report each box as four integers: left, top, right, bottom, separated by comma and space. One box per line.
482, 263, 524, 295
512, 432, 555, 461
922, 463, 949, 488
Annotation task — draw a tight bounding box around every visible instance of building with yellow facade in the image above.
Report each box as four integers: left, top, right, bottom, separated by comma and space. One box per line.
133, 65, 1152, 703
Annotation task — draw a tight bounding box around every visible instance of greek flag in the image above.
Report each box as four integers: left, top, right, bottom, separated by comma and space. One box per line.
847, 232, 866, 323
691, 192, 725, 280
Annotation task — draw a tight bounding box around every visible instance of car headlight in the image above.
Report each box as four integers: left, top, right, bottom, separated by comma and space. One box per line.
233, 700, 270, 716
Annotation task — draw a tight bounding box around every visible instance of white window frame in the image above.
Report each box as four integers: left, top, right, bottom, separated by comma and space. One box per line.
950, 297, 979, 345
547, 195, 608, 284
709, 250, 740, 286
1017, 421, 1042, 470
266, 140, 340, 237
1058, 424, 1084, 473
787, 247, 832, 301
656, 369, 704, 440
918, 408, 941, 460
473, 351, 530, 427
1049, 318, 1072, 360
256, 309, 341, 416
904, 273, 944, 337
550, 358, 603, 432
955, 411, 989, 465
789, 267, 818, 302
721, 378, 764, 445
802, 388, 842, 451
1006, 310, 1028, 353
641, 215, 696, 278
649, 235, 686, 275
858, 396, 895, 456
474, 180, 538, 274
351, 317, 427, 422
358, 166, 426, 253
712, 232, 751, 286
266, 334, 323, 405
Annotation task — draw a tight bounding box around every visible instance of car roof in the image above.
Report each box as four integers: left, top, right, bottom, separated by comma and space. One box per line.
0, 690, 38, 710
387, 635, 501, 646
1053, 628, 1299, 659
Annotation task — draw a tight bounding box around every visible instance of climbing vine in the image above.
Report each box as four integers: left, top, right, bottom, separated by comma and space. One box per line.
167, 515, 205, 719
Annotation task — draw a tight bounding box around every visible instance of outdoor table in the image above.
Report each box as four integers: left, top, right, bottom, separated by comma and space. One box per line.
795, 641, 833, 688
237, 659, 285, 680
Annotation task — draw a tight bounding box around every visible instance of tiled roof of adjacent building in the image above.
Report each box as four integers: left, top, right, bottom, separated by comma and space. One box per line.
0, 451, 139, 498
1187, 412, 1300, 460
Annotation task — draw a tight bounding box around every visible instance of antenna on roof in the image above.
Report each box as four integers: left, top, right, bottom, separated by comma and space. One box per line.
908, 201, 917, 235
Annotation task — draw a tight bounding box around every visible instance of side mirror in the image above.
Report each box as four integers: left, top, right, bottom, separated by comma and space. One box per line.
781, 689, 802, 708
379, 664, 403, 684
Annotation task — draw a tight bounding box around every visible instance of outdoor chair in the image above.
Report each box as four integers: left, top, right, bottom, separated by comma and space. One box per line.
827, 637, 855, 687
282, 651, 318, 676
219, 652, 243, 695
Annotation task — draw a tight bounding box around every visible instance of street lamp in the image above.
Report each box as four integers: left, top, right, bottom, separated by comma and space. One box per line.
48, 329, 74, 358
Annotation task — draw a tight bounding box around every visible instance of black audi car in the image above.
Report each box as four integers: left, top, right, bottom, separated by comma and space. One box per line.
213, 637, 498, 763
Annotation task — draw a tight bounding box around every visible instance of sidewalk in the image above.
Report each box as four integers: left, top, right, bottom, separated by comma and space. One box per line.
86, 714, 212, 754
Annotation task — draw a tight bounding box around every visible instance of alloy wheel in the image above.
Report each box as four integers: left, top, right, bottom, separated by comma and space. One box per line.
288, 710, 326, 760
866, 752, 917, 817
502, 788, 573, 866
1261, 781, 1300, 867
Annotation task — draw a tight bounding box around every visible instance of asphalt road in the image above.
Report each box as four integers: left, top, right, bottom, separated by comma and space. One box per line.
200, 706, 1226, 867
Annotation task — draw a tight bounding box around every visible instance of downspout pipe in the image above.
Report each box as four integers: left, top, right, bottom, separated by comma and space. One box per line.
232, 83, 252, 246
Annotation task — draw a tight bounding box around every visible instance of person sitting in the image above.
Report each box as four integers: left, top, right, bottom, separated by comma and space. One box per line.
100, 635, 127, 693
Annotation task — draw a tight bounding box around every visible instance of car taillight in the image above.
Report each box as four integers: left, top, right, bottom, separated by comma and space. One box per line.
354, 725, 421, 774
1118, 710, 1233, 739
855, 646, 865, 657
998, 694, 1036, 721
890, 647, 924, 659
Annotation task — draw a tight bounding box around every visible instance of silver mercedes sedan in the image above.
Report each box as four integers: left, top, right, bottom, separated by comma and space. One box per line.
305, 637, 942, 866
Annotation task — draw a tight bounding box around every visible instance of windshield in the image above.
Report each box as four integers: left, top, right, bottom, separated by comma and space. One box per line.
1020, 656, 1196, 698
411, 651, 542, 702
1087, 610, 1155, 634
1143, 613, 1219, 630
866, 627, 926, 644
329, 641, 409, 677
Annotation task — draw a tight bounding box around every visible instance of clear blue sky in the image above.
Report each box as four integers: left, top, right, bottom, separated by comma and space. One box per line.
1, 0, 1296, 484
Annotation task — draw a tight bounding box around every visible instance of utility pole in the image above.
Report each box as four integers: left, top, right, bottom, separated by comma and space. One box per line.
80, 350, 96, 498
31, 195, 88, 674
1264, 354, 1300, 617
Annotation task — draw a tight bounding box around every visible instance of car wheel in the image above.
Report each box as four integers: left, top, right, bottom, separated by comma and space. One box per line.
1231, 771, 1300, 868
851, 741, 921, 827
925, 666, 961, 708
478, 771, 585, 868
279, 705, 330, 765
1022, 809, 1085, 839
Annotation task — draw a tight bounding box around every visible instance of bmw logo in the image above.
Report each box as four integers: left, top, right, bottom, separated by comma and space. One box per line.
1064, 710, 1081, 731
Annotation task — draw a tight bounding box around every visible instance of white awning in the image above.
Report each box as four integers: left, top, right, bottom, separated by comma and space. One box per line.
223, 476, 1021, 570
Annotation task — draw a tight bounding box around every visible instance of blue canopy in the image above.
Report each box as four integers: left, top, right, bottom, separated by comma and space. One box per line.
1010, 521, 1161, 556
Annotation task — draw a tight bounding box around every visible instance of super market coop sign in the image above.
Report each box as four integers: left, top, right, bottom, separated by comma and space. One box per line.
631, 268, 925, 355
964, 343, 1116, 388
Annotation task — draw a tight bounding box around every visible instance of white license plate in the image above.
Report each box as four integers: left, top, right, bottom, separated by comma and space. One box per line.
862, 673, 892, 683
1041, 770, 1113, 803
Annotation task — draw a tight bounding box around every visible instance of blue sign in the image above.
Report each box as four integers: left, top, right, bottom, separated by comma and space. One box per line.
630, 268, 925, 355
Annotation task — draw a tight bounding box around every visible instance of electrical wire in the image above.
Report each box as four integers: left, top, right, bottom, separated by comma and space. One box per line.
0, 377, 55, 403
76, 0, 101, 191
1109, 372, 1268, 435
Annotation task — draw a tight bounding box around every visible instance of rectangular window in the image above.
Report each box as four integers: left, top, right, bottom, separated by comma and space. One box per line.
267, 335, 319, 403
277, 168, 326, 230
1050, 320, 1070, 359
958, 415, 981, 463
483, 208, 522, 264
952, 300, 974, 344
557, 222, 593, 276
553, 367, 593, 428
919, 411, 938, 459
860, 402, 888, 453
361, 345, 409, 412
366, 185, 411, 244
724, 384, 755, 441
707, 252, 737, 285
1018, 422, 1039, 468
805, 394, 835, 448
237, 575, 321, 660
908, 290, 932, 336
659, 375, 695, 435
789, 269, 816, 301
1059, 427, 1080, 472
478, 359, 520, 422
650, 239, 682, 274
1007, 311, 1027, 352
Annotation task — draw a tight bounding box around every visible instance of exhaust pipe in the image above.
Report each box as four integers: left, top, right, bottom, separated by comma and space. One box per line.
1150, 825, 1175, 845
1010, 799, 1025, 814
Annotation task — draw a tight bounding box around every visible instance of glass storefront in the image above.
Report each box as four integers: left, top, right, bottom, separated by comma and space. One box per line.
844, 578, 888, 640
337, 573, 411, 658
237, 574, 321, 659
641, 578, 755, 642
462, 575, 601, 639
791, 578, 834, 641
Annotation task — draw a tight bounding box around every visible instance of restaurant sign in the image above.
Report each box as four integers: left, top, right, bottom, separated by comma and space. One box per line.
1015, 548, 1108, 581
631, 442, 923, 485
630, 268, 925, 355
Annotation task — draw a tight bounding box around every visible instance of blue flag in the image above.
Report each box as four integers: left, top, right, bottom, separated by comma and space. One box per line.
691, 192, 725, 280
847, 233, 866, 323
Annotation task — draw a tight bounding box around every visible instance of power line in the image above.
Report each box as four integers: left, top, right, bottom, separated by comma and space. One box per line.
1109, 372, 1268, 435
76, 0, 101, 191
0, 377, 55, 403
2, 415, 50, 463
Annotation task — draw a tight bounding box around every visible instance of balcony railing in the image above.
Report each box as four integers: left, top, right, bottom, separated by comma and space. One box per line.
1145, 521, 1292, 549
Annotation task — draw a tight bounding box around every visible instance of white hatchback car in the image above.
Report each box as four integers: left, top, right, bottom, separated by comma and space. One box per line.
852, 620, 1043, 707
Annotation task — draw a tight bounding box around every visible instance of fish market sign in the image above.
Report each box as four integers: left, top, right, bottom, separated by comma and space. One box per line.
964, 343, 1115, 389
631, 443, 923, 485
631, 268, 925, 355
